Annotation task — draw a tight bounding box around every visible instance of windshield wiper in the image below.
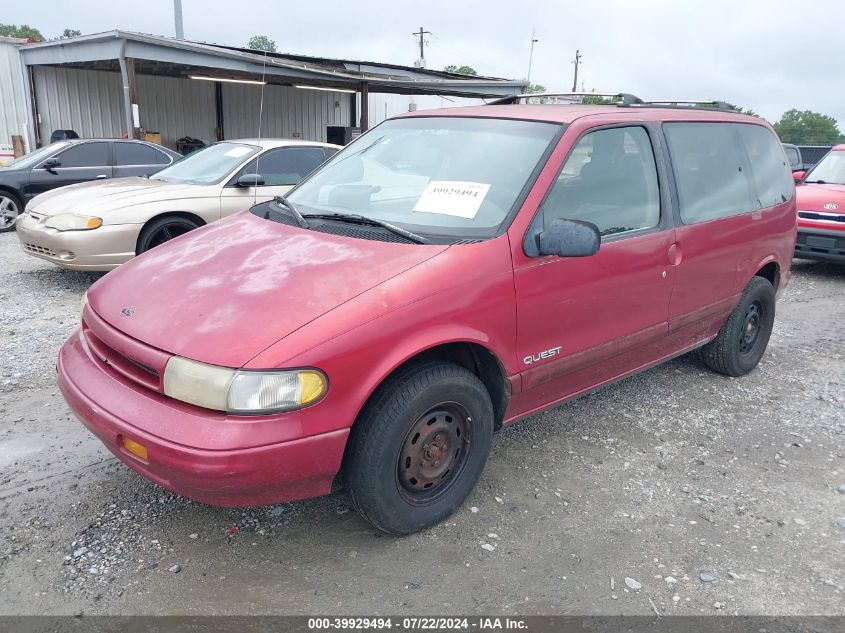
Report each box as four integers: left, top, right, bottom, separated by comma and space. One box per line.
303, 212, 429, 244
803, 179, 828, 184
270, 196, 309, 228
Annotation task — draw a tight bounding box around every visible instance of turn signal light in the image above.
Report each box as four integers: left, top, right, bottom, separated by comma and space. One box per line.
121, 436, 148, 461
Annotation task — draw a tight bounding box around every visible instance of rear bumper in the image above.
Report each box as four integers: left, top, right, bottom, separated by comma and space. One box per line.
57, 331, 349, 506
794, 227, 845, 264
16, 213, 139, 271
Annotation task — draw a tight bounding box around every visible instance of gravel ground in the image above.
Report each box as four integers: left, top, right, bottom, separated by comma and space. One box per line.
0, 230, 843, 616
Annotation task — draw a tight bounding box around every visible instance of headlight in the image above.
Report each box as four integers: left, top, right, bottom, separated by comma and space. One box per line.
162, 356, 327, 414
44, 213, 103, 231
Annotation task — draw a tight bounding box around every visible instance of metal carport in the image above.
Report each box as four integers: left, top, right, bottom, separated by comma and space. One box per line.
18, 31, 527, 150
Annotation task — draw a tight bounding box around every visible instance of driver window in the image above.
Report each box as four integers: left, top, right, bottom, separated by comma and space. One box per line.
541, 126, 660, 237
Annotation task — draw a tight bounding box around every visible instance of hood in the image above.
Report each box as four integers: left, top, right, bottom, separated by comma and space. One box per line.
27, 177, 213, 216
795, 182, 845, 214
88, 212, 449, 367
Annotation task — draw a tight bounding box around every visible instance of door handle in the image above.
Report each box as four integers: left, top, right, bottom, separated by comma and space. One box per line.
95, 174, 109, 179
668, 243, 682, 266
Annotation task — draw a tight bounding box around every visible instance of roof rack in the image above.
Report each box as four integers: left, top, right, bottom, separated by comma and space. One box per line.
488, 92, 644, 106
628, 100, 740, 112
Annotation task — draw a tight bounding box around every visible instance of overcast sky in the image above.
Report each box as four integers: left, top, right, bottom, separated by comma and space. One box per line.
4, 0, 844, 126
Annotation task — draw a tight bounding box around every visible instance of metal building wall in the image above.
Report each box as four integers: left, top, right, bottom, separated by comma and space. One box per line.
32, 67, 216, 148
33, 66, 123, 142
0, 40, 32, 151
221, 84, 351, 142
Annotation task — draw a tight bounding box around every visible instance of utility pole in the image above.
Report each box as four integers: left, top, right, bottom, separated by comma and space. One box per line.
526, 28, 538, 82
173, 0, 184, 39
571, 49, 581, 92
412, 26, 431, 67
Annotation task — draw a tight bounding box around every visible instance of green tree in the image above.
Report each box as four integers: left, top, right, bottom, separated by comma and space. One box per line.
61, 29, 82, 38
247, 35, 277, 53
525, 83, 546, 93
0, 23, 44, 40
443, 65, 478, 76
581, 95, 614, 105
773, 109, 844, 145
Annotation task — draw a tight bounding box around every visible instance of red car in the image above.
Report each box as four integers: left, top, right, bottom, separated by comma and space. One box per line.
58, 96, 796, 534
794, 145, 845, 264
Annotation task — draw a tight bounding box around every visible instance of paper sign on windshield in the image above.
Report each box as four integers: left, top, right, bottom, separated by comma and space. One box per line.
412, 181, 491, 219
225, 147, 253, 158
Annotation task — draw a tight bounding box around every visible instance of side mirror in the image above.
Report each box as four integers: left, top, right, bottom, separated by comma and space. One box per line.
237, 173, 265, 187
792, 170, 806, 183
41, 157, 61, 170
537, 219, 601, 257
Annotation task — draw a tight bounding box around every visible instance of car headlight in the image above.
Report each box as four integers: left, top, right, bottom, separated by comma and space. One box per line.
44, 213, 103, 231
162, 356, 327, 414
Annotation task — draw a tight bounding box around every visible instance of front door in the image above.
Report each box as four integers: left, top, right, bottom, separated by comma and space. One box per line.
28, 141, 112, 196
219, 146, 330, 218
511, 124, 675, 408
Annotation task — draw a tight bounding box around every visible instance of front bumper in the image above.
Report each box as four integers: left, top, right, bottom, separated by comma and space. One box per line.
57, 330, 349, 506
16, 212, 140, 271
794, 226, 845, 264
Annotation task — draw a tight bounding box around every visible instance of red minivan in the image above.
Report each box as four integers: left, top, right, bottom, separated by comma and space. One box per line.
58, 95, 797, 534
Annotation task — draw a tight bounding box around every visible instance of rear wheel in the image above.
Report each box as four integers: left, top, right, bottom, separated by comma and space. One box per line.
700, 276, 776, 376
0, 191, 23, 233
345, 361, 494, 535
137, 216, 200, 254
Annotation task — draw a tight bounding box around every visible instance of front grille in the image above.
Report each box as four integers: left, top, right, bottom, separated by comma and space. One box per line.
795, 230, 845, 259
23, 242, 56, 257
80, 307, 170, 393
83, 325, 161, 391
798, 211, 845, 223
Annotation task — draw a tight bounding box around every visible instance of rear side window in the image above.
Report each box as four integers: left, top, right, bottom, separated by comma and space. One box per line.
737, 126, 793, 208
56, 142, 109, 168
540, 126, 660, 237
665, 122, 792, 224
114, 143, 160, 166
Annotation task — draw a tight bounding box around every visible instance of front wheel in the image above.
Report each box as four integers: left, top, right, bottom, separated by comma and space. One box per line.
137, 215, 200, 254
0, 191, 24, 233
700, 276, 776, 377
345, 361, 494, 535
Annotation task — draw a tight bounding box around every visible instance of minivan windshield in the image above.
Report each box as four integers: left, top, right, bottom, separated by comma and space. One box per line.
804, 150, 845, 185
286, 117, 561, 238
3, 143, 68, 170
151, 142, 259, 185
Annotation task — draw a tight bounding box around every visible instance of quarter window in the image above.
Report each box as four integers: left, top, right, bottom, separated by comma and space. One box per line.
55, 142, 109, 168
736, 126, 793, 208
541, 126, 660, 237
664, 123, 757, 223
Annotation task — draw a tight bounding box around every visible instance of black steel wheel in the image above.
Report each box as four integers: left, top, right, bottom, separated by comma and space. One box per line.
700, 276, 776, 376
396, 402, 472, 505
345, 361, 494, 535
137, 216, 200, 254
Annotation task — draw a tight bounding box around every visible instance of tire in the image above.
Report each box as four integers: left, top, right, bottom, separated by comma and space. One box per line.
137, 215, 200, 254
700, 276, 776, 377
345, 361, 495, 535
0, 191, 24, 233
